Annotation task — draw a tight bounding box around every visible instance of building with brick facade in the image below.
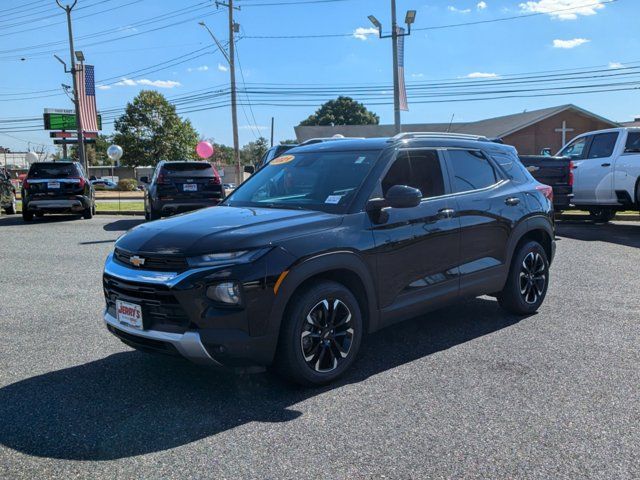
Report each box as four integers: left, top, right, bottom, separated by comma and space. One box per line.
294, 104, 619, 155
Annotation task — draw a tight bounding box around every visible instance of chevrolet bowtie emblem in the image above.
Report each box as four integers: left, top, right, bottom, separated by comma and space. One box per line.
130, 255, 146, 267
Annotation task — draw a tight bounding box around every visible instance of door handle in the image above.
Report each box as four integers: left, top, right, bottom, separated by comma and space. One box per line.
505, 197, 521, 206
601, 163, 611, 167
437, 208, 455, 219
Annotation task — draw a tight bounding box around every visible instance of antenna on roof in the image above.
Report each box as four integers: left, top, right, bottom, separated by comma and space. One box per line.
446, 113, 455, 133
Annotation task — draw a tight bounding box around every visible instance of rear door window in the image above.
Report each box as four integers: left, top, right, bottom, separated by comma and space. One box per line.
587, 132, 618, 159
28, 163, 79, 178
624, 132, 640, 153
162, 163, 214, 177
447, 150, 498, 193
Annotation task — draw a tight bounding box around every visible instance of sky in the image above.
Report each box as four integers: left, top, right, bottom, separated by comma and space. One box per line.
1, 0, 638, 155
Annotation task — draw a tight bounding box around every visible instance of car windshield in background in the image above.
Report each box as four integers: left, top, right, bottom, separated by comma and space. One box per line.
162, 163, 214, 177
28, 163, 79, 179
225, 150, 379, 213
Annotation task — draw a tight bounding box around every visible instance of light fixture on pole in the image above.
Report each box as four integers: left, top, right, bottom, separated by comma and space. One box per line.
367, 3, 417, 134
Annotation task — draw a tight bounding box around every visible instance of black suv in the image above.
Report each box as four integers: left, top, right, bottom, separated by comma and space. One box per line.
0, 167, 17, 215
104, 134, 555, 385
22, 161, 95, 221
142, 161, 224, 220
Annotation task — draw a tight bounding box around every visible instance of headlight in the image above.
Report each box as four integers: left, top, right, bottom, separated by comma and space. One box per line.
207, 282, 241, 305
186, 248, 270, 267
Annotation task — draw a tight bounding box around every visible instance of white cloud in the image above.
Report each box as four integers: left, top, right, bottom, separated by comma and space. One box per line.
448, 6, 471, 13
411, 73, 425, 78
97, 85, 111, 90
352, 27, 378, 40
188, 65, 209, 72
609, 62, 623, 69
240, 125, 267, 131
111, 78, 182, 88
477, 1, 488, 10
465, 72, 499, 78
519, 0, 606, 20
217, 63, 229, 72
553, 38, 589, 49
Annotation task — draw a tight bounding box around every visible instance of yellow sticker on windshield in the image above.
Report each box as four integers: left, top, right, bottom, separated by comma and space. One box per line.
271, 155, 295, 165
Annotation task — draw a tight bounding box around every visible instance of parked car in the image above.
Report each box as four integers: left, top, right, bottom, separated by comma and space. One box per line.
0, 167, 17, 215
21, 161, 95, 221
519, 155, 574, 211
556, 127, 640, 222
103, 133, 556, 386
90, 179, 118, 190
142, 161, 224, 220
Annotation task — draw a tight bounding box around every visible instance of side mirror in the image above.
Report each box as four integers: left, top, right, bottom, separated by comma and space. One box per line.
385, 185, 422, 209
243, 165, 255, 174
139, 176, 149, 184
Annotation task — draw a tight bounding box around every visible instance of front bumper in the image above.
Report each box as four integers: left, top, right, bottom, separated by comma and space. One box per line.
104, 311, 221, 366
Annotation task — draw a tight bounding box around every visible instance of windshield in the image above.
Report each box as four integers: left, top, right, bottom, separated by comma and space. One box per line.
224, 150, 380, 213
28, 163, 79, 179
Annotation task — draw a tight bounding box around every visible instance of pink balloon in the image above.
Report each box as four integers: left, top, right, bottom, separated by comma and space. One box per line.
196, 141, 214, 159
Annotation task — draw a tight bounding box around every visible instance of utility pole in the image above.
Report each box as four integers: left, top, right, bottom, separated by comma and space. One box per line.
200, 1, 241, 183
56, 0, 86, 171
368, 4, 416, 134
270, 117, 274, 147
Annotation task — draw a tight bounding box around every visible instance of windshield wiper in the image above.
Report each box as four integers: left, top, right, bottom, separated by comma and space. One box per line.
260, 203, 309, 211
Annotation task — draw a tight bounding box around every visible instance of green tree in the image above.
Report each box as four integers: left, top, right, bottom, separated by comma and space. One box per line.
210, 142, 235, 165
299, 96, 379, 126
240, 137, 269, 165
112, 90, 199, 167
280, 139, 298, 145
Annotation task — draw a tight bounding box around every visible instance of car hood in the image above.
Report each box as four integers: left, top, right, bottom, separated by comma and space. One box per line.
116, 206, 342, 255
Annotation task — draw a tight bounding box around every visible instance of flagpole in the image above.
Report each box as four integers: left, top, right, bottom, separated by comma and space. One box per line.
391, 0, 401, 134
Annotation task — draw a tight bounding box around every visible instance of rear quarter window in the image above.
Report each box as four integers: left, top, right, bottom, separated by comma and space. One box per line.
492, 152, 532, 183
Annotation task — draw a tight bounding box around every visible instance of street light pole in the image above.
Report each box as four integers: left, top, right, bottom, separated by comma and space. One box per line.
56, 0, 86, 171
390, 0, 401, 133
368, 4, 416, 135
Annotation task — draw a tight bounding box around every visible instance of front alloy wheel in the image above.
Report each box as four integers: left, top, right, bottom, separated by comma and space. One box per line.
301, 299, 355, 373
276, 280, 363, 386
519, 252, 546, 305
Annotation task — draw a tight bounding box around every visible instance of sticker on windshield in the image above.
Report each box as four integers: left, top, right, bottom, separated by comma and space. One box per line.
271, 155, 295, 165
325, 195, 343, 204
355, 156, 366, 164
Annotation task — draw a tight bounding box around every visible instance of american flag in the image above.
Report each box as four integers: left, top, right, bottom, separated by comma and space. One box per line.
75, 64, 99, 132
397, 27, 409, 111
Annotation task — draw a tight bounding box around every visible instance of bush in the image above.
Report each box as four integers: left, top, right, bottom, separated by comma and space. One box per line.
117, 179, 138, 191
94, 185, 107, 191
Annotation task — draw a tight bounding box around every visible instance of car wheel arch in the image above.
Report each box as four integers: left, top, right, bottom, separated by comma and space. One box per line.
267, 251, 380, 342
506, 216, 554, 268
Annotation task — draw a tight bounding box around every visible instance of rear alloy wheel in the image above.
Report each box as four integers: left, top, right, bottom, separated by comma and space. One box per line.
588, 208, 616, 224
498, 241, 549, 315
276, 280, 363, 386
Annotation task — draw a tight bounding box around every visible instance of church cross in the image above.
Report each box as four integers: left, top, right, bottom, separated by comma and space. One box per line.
555, 120, 575, 147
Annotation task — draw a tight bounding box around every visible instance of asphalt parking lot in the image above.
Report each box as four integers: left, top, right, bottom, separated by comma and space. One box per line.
0, 214, 638, 479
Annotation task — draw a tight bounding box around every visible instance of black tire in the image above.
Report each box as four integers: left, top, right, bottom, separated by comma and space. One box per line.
275, 280, 363, 386
588, 208, 616, 224
92, 203, 96, 216
5, 197, 16, 215
83, 205, 93, 219
149, 208, 161, 221
144, 210, 150, 221
35, 212, 44, 218
497, 241, 549, 316
22, 209, 33, 222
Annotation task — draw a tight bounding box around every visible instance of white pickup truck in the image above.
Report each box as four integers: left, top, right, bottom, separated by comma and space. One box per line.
558, 127, 640, 222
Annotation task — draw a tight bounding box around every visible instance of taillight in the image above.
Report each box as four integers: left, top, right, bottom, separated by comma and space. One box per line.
209, 176, 221, 185
157, 174, 169, 185
568, 161, 575, 187
77, 177, 86, 188
536, 184, 553, 203
22, 178, 29, 189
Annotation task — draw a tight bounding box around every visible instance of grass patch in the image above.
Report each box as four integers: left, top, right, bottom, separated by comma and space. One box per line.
16, 200, 144, 213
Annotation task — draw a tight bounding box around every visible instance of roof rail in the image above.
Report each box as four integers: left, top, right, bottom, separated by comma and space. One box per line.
299, 136, 365, 146
389, 132, 490, 142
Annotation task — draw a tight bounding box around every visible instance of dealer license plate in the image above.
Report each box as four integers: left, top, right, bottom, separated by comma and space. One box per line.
48, 182, 60, 189
183, 183, 198, 192
116, 299, 143, 330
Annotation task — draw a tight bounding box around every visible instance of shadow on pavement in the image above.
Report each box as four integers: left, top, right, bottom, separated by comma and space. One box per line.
0, 215, 83, 226
0, 297, 522, 461
103, 218, 145, 232
556, 221, 640, 249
